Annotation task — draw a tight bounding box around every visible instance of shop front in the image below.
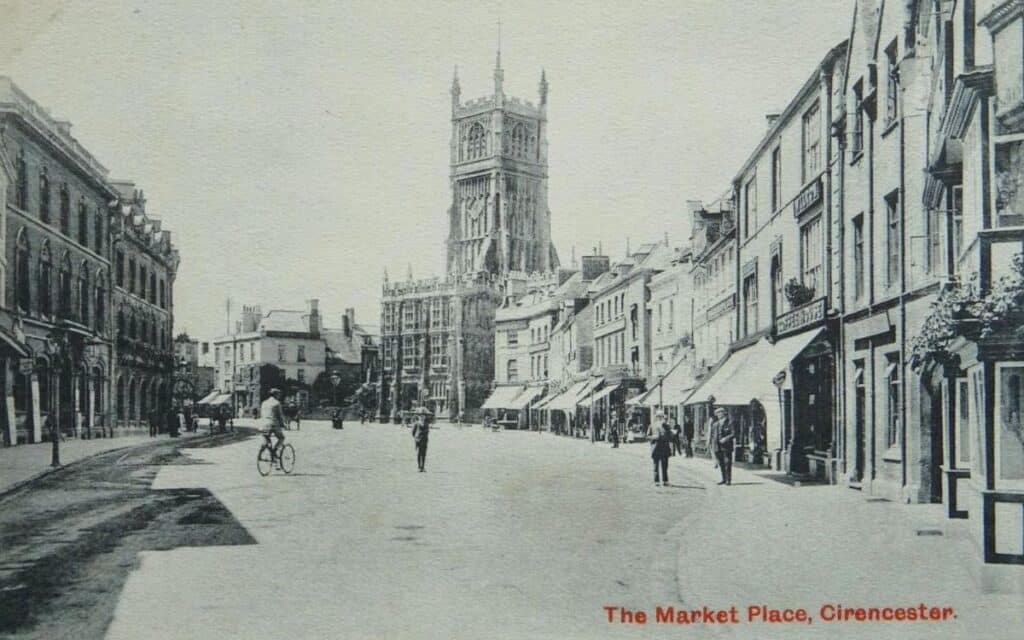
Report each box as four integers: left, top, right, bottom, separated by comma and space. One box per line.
685, 300, 835, 477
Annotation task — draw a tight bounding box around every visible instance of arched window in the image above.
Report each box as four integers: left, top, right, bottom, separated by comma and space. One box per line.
150, 272, 157, 304
512, 123, 526, 157
95, 271, 106, 333
129, 311, 137, 340
39, 167, 51, 223
94, 206, 104, 253
117, 307, 125, 339
15, 230, 31, 312
38, 241, 52, 316
15, 149, 28, 209
159, 280, 165, 308
59, 184, 70, 235
59, 253, 72, 318
467, 122, 486, 159
79, 261, 90, 326
78, 199, 89, 245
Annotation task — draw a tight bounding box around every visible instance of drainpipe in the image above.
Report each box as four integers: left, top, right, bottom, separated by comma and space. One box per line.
898, 60, 909, 497
821, 63, 840, 477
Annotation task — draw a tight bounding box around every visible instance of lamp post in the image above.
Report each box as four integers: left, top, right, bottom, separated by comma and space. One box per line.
654, 354, 668, 415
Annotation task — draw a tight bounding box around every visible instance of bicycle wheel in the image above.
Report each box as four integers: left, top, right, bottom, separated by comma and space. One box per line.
279, 444, 296, 474
257, 445, 274, 476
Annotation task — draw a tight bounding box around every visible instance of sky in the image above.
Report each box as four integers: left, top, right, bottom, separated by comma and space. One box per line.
0, 0, 852, 346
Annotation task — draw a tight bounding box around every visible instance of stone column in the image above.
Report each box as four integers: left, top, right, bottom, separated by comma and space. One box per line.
30, 372, 42, 444
3, 360, 15, 446
87, 377, 96, 439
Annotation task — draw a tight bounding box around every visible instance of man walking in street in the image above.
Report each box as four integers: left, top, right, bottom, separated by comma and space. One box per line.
411, 408, 430, 472
650, 411, 673, 486
708, 406, 735, 485
671, 417, 682, 456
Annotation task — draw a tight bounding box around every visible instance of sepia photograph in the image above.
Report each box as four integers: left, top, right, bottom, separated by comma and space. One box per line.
0, 1, 1023, 638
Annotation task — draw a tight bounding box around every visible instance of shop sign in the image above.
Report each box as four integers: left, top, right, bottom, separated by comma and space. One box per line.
793, 178, 822, 218
775, 297, 827, 337
706, 294, 736, 321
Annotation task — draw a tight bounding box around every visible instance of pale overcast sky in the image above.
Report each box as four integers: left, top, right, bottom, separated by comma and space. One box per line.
1, 0, 852, 345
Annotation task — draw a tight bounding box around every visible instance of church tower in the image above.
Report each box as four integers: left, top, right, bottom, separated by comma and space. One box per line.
446, 53, 559, 277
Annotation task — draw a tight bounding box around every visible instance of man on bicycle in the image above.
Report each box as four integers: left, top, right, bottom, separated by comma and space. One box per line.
260, 388, 287, 459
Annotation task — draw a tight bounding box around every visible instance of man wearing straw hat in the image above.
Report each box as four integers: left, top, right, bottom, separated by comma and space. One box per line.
708, 406, 735, 485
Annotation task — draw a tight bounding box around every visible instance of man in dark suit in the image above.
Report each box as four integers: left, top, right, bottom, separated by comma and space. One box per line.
683, 416, 695, 457
650, 412, 673, 486
411, 409, 430, 472
708, 406, 735, 485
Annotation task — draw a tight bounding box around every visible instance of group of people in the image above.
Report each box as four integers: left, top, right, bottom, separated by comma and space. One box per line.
648, 400, 735, 487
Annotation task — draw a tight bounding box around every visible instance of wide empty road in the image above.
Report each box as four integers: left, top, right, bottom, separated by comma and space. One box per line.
106, 421, 705, 639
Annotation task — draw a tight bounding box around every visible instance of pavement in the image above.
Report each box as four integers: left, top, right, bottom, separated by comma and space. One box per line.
0, 428, 212, 500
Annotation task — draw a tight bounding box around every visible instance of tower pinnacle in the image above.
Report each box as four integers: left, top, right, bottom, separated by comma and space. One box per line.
539, 68, 548, 107
494, 19, 504, 97
451, 65, 460, 112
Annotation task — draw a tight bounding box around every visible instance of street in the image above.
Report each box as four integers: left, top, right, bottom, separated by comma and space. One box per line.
104, 421, 705, 640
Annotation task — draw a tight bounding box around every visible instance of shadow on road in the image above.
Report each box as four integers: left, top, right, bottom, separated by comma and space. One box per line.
0, 430, 258, 639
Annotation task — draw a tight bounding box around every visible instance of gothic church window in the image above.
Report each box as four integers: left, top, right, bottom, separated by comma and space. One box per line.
39, 167, 51, 223
467, 122, 486, 159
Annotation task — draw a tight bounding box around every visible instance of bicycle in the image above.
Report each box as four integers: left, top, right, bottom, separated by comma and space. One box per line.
257, 432, 296, 476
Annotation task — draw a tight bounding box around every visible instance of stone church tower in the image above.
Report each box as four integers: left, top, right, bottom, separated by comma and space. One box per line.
446, 52, 559, 277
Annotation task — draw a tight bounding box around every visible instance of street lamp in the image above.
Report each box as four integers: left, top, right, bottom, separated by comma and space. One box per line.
654, 354, 668, 413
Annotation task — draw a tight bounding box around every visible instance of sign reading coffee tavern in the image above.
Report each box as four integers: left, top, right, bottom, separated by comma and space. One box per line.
775, 297, 827, 337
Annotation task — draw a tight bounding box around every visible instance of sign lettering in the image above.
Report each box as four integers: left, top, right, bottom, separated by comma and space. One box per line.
775, 297, 827, 337
793, 179, 822, 218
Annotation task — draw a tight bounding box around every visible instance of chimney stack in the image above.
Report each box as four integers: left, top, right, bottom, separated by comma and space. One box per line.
306, 299, 321, 336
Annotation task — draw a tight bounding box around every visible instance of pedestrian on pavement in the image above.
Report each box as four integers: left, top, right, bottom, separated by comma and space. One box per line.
650, 411, 673, 486
708, 407, 735, 485
683, 415, 695, 458
609, 422, 619, 448
148, 408, 159, 437
412, 409, 430, 472
671, 418, 682, 456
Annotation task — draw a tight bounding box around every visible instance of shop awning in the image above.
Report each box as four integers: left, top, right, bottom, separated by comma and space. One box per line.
625, 391, 650, 406
546, 380, 591, 411
196, 390, 220, 405
510, 386, 545, 410
578, 383, 620, 408
481, 385, 526, 410
208, 393, 233, 407
701, 328, 827, 407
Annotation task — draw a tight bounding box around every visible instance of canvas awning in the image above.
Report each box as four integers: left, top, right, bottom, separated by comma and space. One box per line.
196, 390, 221, 405
510, 386, 545, 410
481, 385, 526, 410
578, 383, 619, 408
208, 393, 233, 407
546, 380, 591, 411
708, 328, 827, 407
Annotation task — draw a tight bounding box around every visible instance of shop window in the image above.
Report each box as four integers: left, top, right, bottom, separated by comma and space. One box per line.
996, 364, 1024, 485
886, 354, 901, 449
994, 141, 1024, 227
956, 378, 972, 467
507, 359, 518, 383
802, 102, 820, 182
885, 190, 901, 288
951, 186, 963, 263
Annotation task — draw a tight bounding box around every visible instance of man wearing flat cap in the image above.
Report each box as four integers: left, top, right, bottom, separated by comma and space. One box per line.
708, 406, 735, 485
